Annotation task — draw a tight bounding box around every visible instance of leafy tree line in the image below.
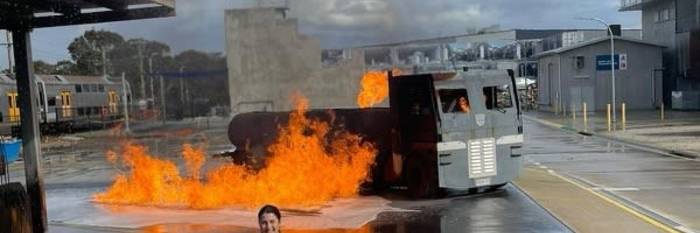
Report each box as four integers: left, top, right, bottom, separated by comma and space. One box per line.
5, 29, 228, 118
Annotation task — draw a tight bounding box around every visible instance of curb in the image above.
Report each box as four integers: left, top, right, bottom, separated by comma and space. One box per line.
523, 115, 700, 160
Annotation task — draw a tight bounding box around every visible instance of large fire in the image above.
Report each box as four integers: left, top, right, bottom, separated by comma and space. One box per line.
94, 95, 377, 209
356, 69, 400, 108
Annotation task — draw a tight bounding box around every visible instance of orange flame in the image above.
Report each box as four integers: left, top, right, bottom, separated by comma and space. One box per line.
94, 95, 377, 209
356, 69, 400, 108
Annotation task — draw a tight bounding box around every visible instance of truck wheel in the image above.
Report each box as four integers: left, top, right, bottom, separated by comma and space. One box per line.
486, 183, 508, 192
406, 156, 441, 199
0, 183, 32, 233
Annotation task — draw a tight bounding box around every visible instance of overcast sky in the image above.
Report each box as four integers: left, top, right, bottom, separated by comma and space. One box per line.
0, 0, 641, 70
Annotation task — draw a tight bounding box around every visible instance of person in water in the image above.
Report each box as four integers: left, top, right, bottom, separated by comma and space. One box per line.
258, 205, 281, 233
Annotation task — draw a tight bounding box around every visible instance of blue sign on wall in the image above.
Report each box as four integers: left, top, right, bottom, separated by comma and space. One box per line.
596, 54, 620, 71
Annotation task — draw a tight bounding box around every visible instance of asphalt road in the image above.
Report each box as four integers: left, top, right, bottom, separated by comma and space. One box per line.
523, 119, 700, 233
39, 119, 570, 233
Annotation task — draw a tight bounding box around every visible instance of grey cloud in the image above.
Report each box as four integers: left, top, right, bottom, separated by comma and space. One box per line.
102, 0, 641, 51
2, 0, 641, 69
292, 0, 640, 47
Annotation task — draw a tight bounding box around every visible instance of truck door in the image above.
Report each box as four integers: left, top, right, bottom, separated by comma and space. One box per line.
435, 87, 474, 189
389, 74, 441, 197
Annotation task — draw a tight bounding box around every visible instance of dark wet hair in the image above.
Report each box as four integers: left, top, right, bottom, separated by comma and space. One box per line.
258, 205, 281, 222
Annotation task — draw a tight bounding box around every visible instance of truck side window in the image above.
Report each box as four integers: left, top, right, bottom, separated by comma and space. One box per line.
483, 85, 513, 110
439, 89, 470, 113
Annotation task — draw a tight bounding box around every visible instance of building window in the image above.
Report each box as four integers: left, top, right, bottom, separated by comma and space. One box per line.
82, 84, 90, 93
656, 8, 670, 22
575, 56, 585, 69
75, 84, 82, 93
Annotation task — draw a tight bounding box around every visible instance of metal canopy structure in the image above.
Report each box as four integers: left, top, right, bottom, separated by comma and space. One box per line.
0, 0, 174, 29
0, 1, 174, 232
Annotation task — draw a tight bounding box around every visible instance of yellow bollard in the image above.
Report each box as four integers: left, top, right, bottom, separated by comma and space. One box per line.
607, 104, 612, 132
562, 102, 567, 117
661, 101, 665, 121
622, 103, 626, 131
572, 103, 576, 121
583, 102, 588, 131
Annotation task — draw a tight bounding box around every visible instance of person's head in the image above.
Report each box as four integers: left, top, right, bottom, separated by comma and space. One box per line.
258, 205, 281, 233
458, 96, 470, 112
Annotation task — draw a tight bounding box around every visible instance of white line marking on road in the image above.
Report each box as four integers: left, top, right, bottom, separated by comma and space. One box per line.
596, 187, 641, 192
675, 226, 695, 233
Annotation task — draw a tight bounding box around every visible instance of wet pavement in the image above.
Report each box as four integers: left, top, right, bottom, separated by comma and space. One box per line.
526, 110, 700, 156
523, 118, 700, 232
14, 115, 700, 232
47, 185, 569, 233
21, 118, 570, 233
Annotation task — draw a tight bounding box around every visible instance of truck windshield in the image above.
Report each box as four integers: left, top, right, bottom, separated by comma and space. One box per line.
483, 85, 513, 111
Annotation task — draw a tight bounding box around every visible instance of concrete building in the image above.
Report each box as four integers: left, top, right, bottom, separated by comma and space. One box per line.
620, 0, 700, 107
535, 37, 664, 111
541, 29, 641, 51
224, 6, 651, 114
362, 29, 570, 70
361, 29, 643, 72
225, 7, 365, 113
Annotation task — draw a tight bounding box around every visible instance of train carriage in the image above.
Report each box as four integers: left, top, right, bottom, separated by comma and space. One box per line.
0, 74, 131, 135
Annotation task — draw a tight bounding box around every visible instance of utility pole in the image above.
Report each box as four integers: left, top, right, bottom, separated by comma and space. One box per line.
137, 42, 146, 100
122, 72, 130, 133
185, 85, 191, 118
160, 75, 166, 125
577, 17, 617, 122
179, 66, 185, 106
101, 48, 107, 76
149, 56, 155, 102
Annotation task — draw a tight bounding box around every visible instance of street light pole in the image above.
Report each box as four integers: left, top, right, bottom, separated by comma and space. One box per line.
577, 17, 616, 122
149, 56, 154, 102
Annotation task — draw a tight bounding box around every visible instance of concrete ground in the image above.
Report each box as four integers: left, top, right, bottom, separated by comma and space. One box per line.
2, 117, 570, 233
526, 110, 700, 157
3, 115, 699, 232
522, 117, 700, 233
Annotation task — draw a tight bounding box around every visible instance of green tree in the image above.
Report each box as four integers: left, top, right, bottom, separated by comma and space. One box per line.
55, 60, 76, 75
33, 60, 56, 74
67, 29, 125, 75
110, 39, 173, 99
168, 50, 228, 118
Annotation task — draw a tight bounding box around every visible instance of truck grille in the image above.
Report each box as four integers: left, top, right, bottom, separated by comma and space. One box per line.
468, 138, 497, 178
